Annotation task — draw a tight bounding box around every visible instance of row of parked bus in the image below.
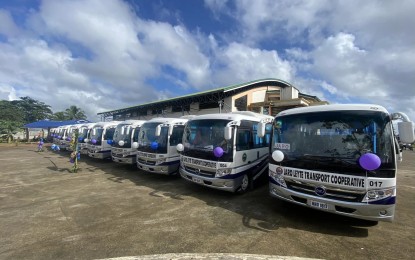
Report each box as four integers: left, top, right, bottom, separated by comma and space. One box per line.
50, 104, 415, 223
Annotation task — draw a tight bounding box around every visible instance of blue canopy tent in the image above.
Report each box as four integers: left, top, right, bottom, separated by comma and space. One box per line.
24, 120, 90, 142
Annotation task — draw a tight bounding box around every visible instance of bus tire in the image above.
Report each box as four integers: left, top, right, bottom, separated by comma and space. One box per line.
237, 174, 251, 194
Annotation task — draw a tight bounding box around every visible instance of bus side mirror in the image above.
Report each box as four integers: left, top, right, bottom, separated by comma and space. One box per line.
224, 126, 232, 140
257, 122, 266, 138
155, 125, 161, 137
398, 122, 415, 143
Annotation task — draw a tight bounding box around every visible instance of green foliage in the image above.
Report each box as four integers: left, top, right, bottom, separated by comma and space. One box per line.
11, 96, 53, 124
53, 106, 87, 120
65, 105, 87, 120
52, 111, 68, 120
69, 129, 80, 173
0, 101, 24, 143
0, 97, 88, 143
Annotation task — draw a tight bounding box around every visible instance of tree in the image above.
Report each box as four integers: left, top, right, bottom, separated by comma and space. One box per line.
10, 97, 53, 142
11, 96, 53, 124
52, 111, 68, 121
0, 100, 24, 143
65, 105, 87, 120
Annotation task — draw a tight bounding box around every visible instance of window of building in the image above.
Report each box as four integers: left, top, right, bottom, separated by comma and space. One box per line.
267, 90, 281, 101
235, 95, 247, 111
172, 104, 190, 113
199, 102, 218, 110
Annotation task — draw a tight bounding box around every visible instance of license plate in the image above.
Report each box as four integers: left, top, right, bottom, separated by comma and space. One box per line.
310, 200, 329, 210
192, 177, 203, 184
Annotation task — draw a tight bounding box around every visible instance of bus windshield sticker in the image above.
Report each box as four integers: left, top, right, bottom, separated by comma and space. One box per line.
275, 143, 290, 150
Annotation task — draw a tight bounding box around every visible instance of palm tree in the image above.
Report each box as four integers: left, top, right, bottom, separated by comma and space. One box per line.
0, 121, 21, 143
65, 106, 87, 120
52, 111, 68, 120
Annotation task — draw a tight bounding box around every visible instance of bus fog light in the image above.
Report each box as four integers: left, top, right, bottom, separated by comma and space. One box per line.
379, 210, 387, 216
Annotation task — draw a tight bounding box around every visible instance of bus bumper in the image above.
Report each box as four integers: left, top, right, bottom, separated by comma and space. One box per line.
80, 148, 89, 155
269, 182, 395, 222
112, 155, 135, 165
88, 150, 111, 159
137, 161, 179, 175
179, 167, 243, 192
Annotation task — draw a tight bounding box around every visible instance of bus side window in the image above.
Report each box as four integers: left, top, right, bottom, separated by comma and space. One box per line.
264, 123, 272, 147
236, 129, 251, 151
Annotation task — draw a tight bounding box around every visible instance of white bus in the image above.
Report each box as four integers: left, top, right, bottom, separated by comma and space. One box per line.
78, 123, 97, 155
111, 120, 146, 165
261, 104, 414, 222
87, 121, 120, 159
136, 117, 190, 175
64, 124, 81, 151
54, 125, 72, 150
178, 111, 274, 193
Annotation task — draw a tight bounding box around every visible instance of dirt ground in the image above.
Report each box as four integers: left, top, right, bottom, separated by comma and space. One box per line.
0, 144, 414, 260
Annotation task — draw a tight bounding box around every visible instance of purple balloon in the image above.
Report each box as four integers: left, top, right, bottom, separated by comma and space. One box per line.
91, 139, 97, 144
359, 153, 381, 171
151, 141, 158, 150
213, 147, 224, 158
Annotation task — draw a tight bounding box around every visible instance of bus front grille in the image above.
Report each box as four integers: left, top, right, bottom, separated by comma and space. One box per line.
285, 179, 365, 202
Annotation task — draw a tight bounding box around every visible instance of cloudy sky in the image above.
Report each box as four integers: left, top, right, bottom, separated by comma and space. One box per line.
0, 0, 414, 121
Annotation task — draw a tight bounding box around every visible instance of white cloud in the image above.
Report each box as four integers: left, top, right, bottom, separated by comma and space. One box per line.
0, 84, 18, 101
137, 21, 211, 88
0, 0, 214, 120
212, 42, 294, 86
1, 0, 414, 123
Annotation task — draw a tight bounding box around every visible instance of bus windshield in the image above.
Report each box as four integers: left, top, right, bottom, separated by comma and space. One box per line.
90, 127, 104, 141
182, 119, 233, 161
138, 123, 168, 153
113, 124, 133, 143
273, 110, 395, 177
78, 127, 89, 139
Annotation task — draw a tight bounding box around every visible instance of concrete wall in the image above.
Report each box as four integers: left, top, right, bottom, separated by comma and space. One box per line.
281, 86, 299, 100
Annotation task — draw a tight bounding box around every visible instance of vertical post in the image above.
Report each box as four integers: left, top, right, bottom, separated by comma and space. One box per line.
218, 100, 224, 114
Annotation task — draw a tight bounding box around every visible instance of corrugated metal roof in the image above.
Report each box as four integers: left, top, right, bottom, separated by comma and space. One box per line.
24, 120, 91, 129
97, 78, 295, 117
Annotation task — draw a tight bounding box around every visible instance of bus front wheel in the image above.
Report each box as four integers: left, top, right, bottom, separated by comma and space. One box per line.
237, 174, 251, 194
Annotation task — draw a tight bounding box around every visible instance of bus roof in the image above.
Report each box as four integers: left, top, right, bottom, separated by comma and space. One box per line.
188, 111, 274, 122
143, 117, 190, 125
92, 121, 121, 128
276, 104, 390, 117
116, 120, 146, 127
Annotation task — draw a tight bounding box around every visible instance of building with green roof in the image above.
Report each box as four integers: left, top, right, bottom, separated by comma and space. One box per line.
97, 78, 327, 121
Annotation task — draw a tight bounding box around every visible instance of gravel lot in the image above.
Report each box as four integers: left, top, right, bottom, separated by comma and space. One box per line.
0, 144, 414, 260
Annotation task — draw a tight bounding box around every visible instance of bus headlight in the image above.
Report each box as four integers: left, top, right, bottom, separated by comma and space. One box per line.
269, 169, 287, 188
362, 187, 395, 202
156, 158, 166, 165
216, 168, 231, 177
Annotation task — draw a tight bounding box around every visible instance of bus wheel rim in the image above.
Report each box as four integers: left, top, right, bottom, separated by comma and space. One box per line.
241, 174, 249, 191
